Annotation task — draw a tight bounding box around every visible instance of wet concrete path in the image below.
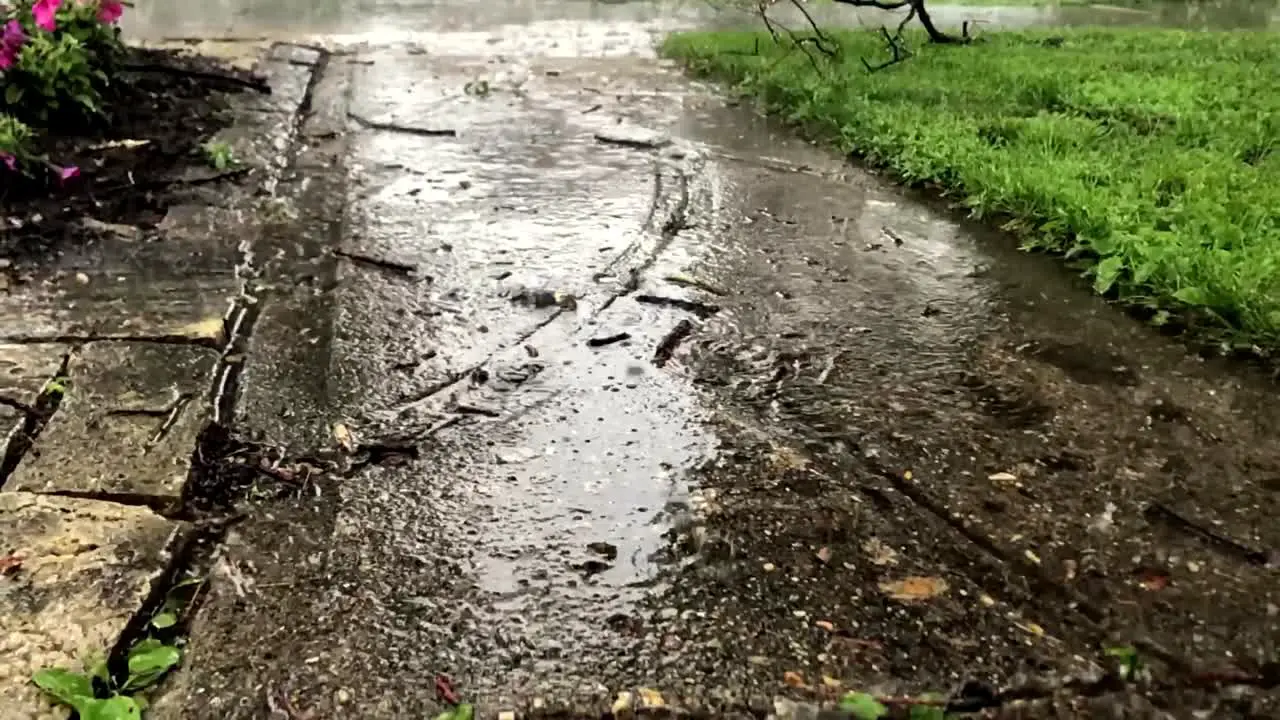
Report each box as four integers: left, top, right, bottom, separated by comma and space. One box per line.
122, 5, 1280, 719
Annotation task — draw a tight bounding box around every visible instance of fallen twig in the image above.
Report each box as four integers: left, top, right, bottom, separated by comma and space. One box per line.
663, 274, 727, 296
333, 248, 420, 276
453, 403, 500, 418
121, 62, 271, 94
653, 319, 695, 367
1143, 502, 1273, 566
862, 20, 914, 72
635, 294, 721, 318
587, 332, 631, 348
347, 112, 457, 137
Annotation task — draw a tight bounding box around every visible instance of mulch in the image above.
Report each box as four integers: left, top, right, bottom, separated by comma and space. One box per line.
0, 46, 263, 259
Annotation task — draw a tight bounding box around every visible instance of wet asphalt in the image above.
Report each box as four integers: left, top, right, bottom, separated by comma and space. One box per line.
136, 2, 1280, 718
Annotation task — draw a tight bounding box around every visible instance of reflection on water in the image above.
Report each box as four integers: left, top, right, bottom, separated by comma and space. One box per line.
122, 0, 1276, 41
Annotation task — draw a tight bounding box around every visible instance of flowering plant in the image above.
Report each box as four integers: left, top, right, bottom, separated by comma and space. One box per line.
0, 0, 126, 179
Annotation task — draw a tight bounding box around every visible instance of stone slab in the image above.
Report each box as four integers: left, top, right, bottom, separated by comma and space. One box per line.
0, 492, 181, 720
0, 276, 238, 342
0, 345, 69, 466
5, 343, 220, 504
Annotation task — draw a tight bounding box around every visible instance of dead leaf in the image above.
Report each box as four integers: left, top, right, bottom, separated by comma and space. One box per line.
863, 537, 899, 566
815, 546, 832, 565
88, 138, 151, 150
636, 688, 664, 709
332, 423, 357, 453
176, 316, 227, 345
821, 675, 842, 689
611, 692, 633, 715
783, 671, 806, 688
1014, 620, 1045, 637
814, 620, 835, 632
879, 575, 949, 602
988, 471, 1018, 486
1137, 568, 1169, 591
0, 554, 23, 575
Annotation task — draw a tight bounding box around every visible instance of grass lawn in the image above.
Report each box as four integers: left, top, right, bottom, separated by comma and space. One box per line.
663, 29, 1280, 351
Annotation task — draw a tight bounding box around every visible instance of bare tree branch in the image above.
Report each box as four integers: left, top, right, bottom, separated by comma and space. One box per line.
828, 0, 969, 45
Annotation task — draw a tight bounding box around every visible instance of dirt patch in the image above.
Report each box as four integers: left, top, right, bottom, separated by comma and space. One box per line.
1, 47, 264, 261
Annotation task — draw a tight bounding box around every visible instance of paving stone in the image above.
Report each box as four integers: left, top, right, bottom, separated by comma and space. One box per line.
5, 343, 220, 505
0, 345, 68, 464
269, 43, 323, 66
0, 276, 238, 341
241, 53, 316, 115
0, 492, 182, 720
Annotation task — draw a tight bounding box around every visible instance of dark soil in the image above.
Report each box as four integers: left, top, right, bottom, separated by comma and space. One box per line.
0, 47, 263, 259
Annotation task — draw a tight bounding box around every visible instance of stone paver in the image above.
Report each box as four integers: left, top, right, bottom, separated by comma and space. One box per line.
5, 343, 220, 505
0, 492, 182, 720
0, 345, 68, 465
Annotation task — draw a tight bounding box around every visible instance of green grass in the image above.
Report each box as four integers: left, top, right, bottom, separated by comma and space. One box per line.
663, 29, 1280, 351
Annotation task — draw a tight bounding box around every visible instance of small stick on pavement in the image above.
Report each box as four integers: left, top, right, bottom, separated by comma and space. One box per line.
653, 319, 694, 368
333, 248, 420, 276
587, 332, 631, 348
663, 274, 727, 296
1143, 502, 1272, 565
347, 112, 458, 137
636, 294, 721, 318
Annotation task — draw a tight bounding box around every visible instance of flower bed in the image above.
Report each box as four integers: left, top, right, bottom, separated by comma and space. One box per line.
1, 0, 258, 258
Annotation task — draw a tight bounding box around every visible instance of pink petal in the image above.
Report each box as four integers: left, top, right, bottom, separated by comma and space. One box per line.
1, 153, 16, 171
97, 0, 123, 23
57, 165, 80, 183
33, 0, 62, 31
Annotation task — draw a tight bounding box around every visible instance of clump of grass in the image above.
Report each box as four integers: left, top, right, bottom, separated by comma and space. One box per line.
663, 29, 1280, 351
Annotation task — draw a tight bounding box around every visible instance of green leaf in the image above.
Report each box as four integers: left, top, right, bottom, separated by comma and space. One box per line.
79, 695, 142, 720
434, 703, 475, 720
5, 84, 22, 105
839, 692, 888, 719
1171, 286, 1208, 307
31, 668, 94, 707
151, 612, 177, 629
121, 641, 180, 692
1092, 255, 1125, 294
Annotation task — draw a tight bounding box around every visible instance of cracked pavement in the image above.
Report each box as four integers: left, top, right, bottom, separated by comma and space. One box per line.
1, 2, 1277, 719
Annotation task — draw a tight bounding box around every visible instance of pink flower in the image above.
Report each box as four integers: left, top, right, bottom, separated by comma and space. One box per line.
32, 0, 62, 32
0, 19, 24, 68
53, 164, 79, 184
0, 153, 15, 171
96, 0, 123, 23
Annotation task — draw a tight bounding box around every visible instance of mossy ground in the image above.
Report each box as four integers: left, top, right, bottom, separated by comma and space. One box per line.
663, 28, 1280, 352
